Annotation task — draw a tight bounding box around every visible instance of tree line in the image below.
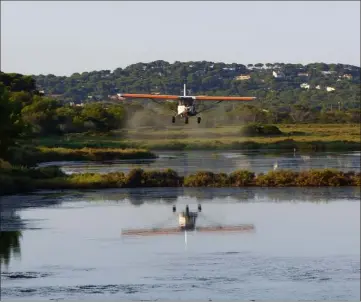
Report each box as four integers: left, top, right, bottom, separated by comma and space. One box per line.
0, 69, 360, 157
30, 60, 360, 111
0, 72, 126, 159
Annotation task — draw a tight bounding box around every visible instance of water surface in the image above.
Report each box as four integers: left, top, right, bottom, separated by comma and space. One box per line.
38, 150, 361, 175
1, 187, 359, 301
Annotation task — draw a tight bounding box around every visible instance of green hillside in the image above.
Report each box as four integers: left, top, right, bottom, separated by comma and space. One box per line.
31, 61, 360, 111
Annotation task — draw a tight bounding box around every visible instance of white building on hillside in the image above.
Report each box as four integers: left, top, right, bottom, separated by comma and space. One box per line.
273, 71, 285, 78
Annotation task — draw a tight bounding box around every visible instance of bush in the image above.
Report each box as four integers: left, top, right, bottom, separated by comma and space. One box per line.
295, 169, 350, 186
142, 169, 180, 187
0, 167, 359, 196
0, 159, 12, 169
184, 171, 229, 187
351, 173, 361, 186
239, 124, 283, 137
255, 170, 298, 187
229, 170, 255, 186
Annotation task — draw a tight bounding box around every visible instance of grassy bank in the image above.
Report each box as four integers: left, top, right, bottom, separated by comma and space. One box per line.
5, 146, 157, 167
0, 164, 359, 196
28, 124, 361, 151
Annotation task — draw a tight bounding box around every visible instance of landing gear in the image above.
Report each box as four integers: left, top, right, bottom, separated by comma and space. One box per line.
172, 116, 175, 123
172, 205, 176, 212
197, 116, 201, 124
198, 204, 202, 212
185, 117, 189, 124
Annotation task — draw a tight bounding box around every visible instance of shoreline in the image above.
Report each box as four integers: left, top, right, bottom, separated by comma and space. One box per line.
19, 139, 361, 153
5, 146, 157, 167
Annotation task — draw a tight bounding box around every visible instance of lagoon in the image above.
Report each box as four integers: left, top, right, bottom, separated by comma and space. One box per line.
1, 187, 360, 301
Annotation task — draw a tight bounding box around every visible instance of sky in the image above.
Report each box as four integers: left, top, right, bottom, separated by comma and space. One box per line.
1, 1, 360, 76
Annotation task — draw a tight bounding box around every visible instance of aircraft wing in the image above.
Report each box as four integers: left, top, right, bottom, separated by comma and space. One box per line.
118, 93, 180, 100
118, 93, 255, 101
194, 95, 256, 101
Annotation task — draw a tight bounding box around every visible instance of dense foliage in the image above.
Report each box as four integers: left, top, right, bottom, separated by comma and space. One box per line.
0, 63, 360, 161
31, 61, 360, 111
0, 72, 127, 159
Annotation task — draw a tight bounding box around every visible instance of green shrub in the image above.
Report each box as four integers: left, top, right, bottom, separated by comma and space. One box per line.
142, 169, 180, 187
255, 170, 298, 187
229, 170, 255, 186
239, 123, 283, 137
184, 171, 229, 187
295, 169, 350, 186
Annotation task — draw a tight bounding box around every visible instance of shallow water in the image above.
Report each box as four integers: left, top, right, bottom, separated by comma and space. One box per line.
38, 150, 361, 176
1, 187, 360, 301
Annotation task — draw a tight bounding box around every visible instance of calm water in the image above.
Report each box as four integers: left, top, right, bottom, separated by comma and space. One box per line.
1, 187, 360, 301
38, 150, 361, 176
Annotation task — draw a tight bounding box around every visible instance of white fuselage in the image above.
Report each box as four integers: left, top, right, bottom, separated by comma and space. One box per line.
175, 84, 198, 117
177, 95, 196, 116
177, 105, 187, 115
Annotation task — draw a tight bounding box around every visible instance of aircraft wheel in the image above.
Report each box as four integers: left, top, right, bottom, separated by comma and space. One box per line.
185, 117, 189, 124
197, 117, 201, 124
172, 116, 175, 123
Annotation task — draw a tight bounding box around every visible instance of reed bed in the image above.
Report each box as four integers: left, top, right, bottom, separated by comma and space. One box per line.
0, 166, 359, 196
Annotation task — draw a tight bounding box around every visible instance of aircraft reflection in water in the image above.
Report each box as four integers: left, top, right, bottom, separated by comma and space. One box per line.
0, 231, 22, 268
121, 204, 255, 236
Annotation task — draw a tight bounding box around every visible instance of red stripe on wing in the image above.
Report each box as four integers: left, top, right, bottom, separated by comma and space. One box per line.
120, 93, 180, 100
194, 96, 256, 101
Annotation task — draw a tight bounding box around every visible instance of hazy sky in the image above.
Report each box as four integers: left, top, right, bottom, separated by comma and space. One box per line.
1, 1, 360, 76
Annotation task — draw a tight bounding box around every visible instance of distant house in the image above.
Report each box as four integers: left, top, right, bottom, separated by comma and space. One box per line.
321, 71, 336, 75
235, 74, 251, 81
49, 94, 63, 99
300, 83, 310, 89
88, 95, 103, 101
223, 67, 236, 71
342, 74, 353, 80
316, 85, 322, 90
297, 72, 309, 77
273, 71, 285, 78
326, 86, 335, 92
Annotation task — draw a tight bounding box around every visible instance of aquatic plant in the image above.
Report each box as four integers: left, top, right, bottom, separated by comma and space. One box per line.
183, 171, 229, 187
255, 170, 299, 187
0, 166, 360, 196
229, 170, 255, 186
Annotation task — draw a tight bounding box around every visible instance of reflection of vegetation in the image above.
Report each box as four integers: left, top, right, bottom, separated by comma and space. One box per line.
83, 189, 180, 206
0, 231, 22, 268
183, 187, 257, 201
